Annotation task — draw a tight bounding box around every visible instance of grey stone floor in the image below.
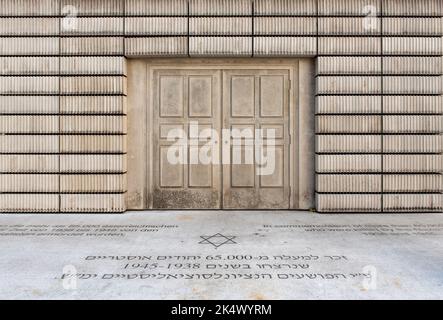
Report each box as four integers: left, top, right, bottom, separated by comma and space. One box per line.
0, 211, 442, 300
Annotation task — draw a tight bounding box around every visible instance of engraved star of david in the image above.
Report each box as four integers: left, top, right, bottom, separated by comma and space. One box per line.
199, 233, 237, 248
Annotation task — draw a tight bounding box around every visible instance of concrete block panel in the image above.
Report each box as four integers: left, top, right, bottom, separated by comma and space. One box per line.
60, 155, 127, 173
0, 174, 58, 192
316, 57, 381, 75
0, 18, 59, 36
61, 37, 124, 55
319, 37, 380, 55
383, 115, 443, 133
317, 76, 381, 94
316, 135, 381, 153
125, 0, 187, 16
60, 116, 127, 134
0, 155, 58, 173
190, 37, 252, 56
383, 18, 442, 36
318, 17, 381, 35
254, 37, 316, 56
383, 37, 442, 55
60, 135, 126, 153
0, 194, 58, 213
125, 17, 187, 36
254, 0, 316, 16
125, 37, 187, 56
317, 174, 381, 192
254, 17, 316, 36
60, 174, 126, 193
0, 38, 58, 55
0, 57, 58, 75
0, 96, 58, 114
60, 194, 125, 212
382, 0, 442, 16
61, 76, 127, 95
59, 0, 123, 16
61, 17, 123, 36
318, 0, 381, 16
383, 194, 443, 212
0, 0, 58, 16
316, 154, 381, 173
189, 0, 251, 16
384, 155, 443, 173
383, 57, 442, 75
190, 17, 251, 35
0, 76, 58, 94
383, 135, 443, 153
383, 96, 443, 114
316, 96, 381, 113
316, 115, 381, 133
0, 135, 58, 153
383, 174, 443, 192
317, 194, 381, 212
0, 115, 58, 134
383, 76, 442, 94
61, 57, 126, 75
60, 96, 125, 114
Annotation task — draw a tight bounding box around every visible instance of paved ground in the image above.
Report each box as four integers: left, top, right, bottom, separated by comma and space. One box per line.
0, 211, 442, 299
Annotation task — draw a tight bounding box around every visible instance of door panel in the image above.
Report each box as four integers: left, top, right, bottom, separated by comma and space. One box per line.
222, 70, 290, 209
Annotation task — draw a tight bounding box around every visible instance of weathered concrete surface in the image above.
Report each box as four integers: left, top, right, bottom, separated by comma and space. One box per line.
0, 211, 442, 300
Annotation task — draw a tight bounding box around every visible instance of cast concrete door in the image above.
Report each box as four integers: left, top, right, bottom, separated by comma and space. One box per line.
151, 68, 290, 209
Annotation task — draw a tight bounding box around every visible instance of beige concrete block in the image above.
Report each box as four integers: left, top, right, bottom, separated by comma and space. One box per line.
0, 18, 58, 36
190, 18, 251, 35
384, 174, 443, 192
60, 174, 126, 193
383, 194, 443, 212
0, 135, 58, 153
317, 174, 381, 193
316, 155, 381, 173
319, 17, 381, 35
318, 0, 381, 16
382, 0, 442, 16
60, 193, 125, 212
316, 135, 381, 153
61, 37, 123, 55
125, 37, 187, 57
384, 155, 443, 172
254, 17, 316, 35
60, 116, 127, 134
0, 57, 58, 75
0, 0, 58, 16
319, 37, 380, 55
190, 37, 252, 56
0, 38, 58, 55
317, 194, 381, 212
0, 116, 58, 134
61, 57, 126, 75
316, 96, 381, 114
316, 57, 381, 75
0, 174, 58, 192
383, 96, 443, 114
383, 57, 442, 75
254, 37, 316, 56
60, 155, 127, 173
60, 96, 125, 114
0, 96, 58, 114
383, 18, 442, 35
61, 17, 123, 36
317, 76, 381, 94
0, 194, 59, 213
125, 0, 187, 15
383, 37, 442, 55
0, 76, 58, 94
383, 76, 442, 94
61, 76, 126, 94
60, 135, 126, 153
316, 115, 381, 133
0, 155, 58, 173
125, 17, 187, 36
255, 0, 316, 15
60, 0, 123, 16
190, 0, 251, 15
383, 135, 443, 153
383, 115, 443, 133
